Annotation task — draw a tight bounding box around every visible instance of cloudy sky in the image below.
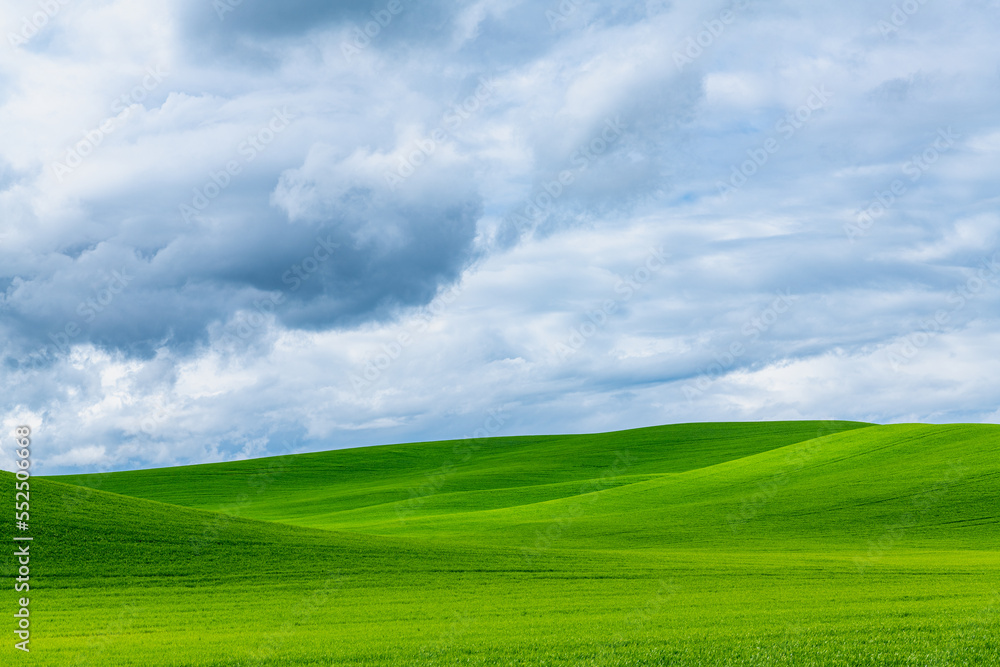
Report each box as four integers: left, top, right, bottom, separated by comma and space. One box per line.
2, 0, 999, 474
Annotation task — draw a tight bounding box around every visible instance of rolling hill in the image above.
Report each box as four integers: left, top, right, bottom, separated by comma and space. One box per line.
1, 420, 996, 666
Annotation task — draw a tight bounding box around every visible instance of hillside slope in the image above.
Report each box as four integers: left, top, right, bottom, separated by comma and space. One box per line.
48, 420, 869, 526
346, 423, 999, 553
6, 421, 999, 666
47, 421, 999, 555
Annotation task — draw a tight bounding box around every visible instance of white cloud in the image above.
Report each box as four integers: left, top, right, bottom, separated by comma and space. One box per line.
2, 0, 999, 472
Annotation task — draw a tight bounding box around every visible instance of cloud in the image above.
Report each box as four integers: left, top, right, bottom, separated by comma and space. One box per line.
269, 143, 482, 329
2, 0, 999, 473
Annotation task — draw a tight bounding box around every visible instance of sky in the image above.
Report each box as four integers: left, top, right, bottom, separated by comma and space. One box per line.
1, 0, 999, 474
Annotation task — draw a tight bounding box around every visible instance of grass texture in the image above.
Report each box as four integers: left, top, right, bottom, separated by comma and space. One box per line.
1, 420, 997, 665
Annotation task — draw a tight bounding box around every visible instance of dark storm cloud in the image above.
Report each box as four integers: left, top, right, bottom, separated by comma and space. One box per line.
1, 182, 482, 363
176, 0, 455, 63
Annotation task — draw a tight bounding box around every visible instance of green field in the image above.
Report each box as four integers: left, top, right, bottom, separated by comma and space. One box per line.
3, 420, 998, 665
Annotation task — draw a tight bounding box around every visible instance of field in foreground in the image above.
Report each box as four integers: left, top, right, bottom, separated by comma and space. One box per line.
2, 420, 998, 665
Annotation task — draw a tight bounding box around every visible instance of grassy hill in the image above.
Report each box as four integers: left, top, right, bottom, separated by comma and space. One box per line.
3, 420, 998, 665
49, 421, 868, 528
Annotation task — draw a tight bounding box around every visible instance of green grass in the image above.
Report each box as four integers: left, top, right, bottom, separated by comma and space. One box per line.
49, 421, 867, 529
2, 420, 998, 665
